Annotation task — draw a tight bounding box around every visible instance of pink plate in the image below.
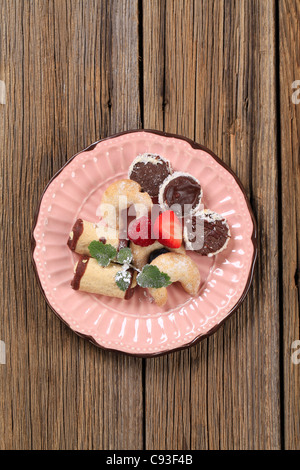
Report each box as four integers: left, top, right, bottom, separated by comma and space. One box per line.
32, 130, 257, 357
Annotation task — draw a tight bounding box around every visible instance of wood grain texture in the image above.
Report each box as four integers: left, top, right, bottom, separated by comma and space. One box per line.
194, 0, 281, 450
0, 0, 143, 450
279, 0, 300, 450
143, 0, 201, 450
0, 0, 299, 450
143, 0, 281, 449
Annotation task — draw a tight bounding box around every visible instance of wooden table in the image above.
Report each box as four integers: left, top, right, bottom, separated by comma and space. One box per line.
0, 0, 299, 450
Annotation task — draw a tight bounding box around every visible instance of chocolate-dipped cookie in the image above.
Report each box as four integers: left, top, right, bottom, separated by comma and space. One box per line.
183, 209, 230, 256
67, 219, 122, 256
128, 153, 172, 198
71, 257, 135, 300
158, 172, 203, 217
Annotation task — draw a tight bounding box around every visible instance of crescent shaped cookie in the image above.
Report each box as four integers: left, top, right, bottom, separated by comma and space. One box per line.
148, 252, 201, 306
99, 179, 153, 229
130, 240, 186, 270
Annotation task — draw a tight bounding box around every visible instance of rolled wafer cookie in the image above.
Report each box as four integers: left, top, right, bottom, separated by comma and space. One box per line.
71, 256, 135, 300
67, 219, 126, 256
99, 179, 153, 229
130, 240, 186, 270
148, 252, 201, 307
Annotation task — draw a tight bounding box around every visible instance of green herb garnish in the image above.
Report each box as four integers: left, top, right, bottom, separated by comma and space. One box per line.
88, 242, 171, 290
136, 264, 171, 289
88, 240, 117, 267
117, 247, 133, 265
115, 269, 132, 292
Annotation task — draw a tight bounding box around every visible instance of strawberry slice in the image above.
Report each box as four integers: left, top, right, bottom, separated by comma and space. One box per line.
128, 216, 155, 247
153, 210, 182, 249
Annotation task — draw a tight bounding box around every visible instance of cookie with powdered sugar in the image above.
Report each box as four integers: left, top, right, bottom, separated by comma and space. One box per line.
128, 153, 173, 198
148, 252, 201, 306
183, 209, 230, 257
158, 171, 203, 217
67, 219, 121, 256
129, 240, 186, 271
71, 257, 135, 300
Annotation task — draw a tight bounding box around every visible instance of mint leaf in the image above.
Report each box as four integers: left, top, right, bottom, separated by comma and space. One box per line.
115, 269, 132, 292
136, 264, 171, 289
88, 240, 117, 267
117, 247, 133, 265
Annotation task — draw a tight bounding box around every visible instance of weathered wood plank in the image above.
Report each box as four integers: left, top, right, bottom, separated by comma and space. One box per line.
143, 0, 281, 449
194, 0, 280, 450
279, 0, 300, 450
0, 0, 143, 450
143, 0, 199, 450
143, 0, 165, 131
2, 0, 296, 451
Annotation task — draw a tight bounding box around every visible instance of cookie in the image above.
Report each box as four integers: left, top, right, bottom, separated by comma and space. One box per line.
71, 257, 135, 300
183, 209, 230, 256
130, 240, 186, 270
99, 179, 153, 229
67, 219, 122, 256
158, 171, 203, 216
147, 252, 201, 306
129, 153, 172, 198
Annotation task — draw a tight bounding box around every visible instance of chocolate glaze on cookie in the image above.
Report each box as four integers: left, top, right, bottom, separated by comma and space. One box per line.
159, 172, 203, 216
71, 257, 135, 299
129, 153, 172, 198
67, 218, 84, 251
71, 255, 89, 290
184, 210, 230, 256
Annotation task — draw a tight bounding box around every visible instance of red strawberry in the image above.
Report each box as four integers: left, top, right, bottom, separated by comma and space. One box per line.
153, 210, 182, 249
128, 216, 155, 247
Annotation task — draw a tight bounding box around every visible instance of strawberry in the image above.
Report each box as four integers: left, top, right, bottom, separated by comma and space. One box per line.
128, 216, 155, 247
153, 210, 182, 249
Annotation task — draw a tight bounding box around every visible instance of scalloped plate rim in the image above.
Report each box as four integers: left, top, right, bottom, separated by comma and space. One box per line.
31, 129, 258, 358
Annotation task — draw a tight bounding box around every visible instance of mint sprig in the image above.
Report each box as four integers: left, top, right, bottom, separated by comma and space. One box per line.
115, 269, 132, 292
88, 241, 171, 290
117, 247, 133, 265
88, 240, 117, 267
136, 264, 171, 289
